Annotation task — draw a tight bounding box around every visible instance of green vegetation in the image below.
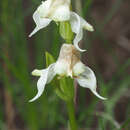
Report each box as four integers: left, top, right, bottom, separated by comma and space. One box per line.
0, 0, 129, 129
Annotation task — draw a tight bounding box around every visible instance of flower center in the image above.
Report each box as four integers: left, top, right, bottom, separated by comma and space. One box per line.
54, 44, 85, 78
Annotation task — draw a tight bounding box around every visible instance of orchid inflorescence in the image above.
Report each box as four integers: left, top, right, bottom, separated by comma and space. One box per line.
29, 0, 107, 102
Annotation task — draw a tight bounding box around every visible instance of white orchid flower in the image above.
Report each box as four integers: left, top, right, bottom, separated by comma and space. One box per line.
29, 44, 106, 102
29, 0, 94, 51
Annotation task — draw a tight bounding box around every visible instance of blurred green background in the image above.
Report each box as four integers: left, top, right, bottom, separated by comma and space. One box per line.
0, 0, 130, 130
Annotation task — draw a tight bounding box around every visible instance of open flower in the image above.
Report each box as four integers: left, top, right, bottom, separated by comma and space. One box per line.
29, 0, 94, 51
29, 44, 106, 102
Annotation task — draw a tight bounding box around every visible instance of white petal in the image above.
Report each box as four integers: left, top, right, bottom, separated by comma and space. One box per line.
29, 10, 52, 37
29, 64, 56, 102
39, 0, 52, 17
90, 90, 107, 100
76, 66, 107, 100
32, 69, 43, 76
46, 63, 56, 83
80, 17, 94, 32
29, 73, 47, 102
51, 5, 70, 21
73, 62, 85, 76
70, 12, 86, 52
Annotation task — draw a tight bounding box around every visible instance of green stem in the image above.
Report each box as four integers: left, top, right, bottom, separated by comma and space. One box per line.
66, 100, 78, 130
59, 21, 74, 44
59, 16, 77, 130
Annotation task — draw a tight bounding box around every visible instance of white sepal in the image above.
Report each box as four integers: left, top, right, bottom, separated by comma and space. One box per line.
32, 69, 43, 76
38, 0, 52, 17
46, 63, 56, 83
70, 12, 86, 52
29, 64, 56, 102
70, 12, 94, 52
29, 9, 52, 37
76, 66, 107, 100
73, 62, 85, 76
80, 17, 94, 32
54, 60, 69, 76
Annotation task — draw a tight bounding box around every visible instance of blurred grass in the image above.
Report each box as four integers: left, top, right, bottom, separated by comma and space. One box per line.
0, 0, 130, 130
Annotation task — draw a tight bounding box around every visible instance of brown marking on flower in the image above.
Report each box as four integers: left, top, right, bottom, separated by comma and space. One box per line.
57, 44, 81, 76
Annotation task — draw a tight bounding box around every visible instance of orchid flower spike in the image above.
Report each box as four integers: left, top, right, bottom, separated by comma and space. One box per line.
29, 0, 94, 52
29, 44, 107, 102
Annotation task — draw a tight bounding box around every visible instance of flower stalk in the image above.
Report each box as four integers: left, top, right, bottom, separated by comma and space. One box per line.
66, 100, 78, 130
